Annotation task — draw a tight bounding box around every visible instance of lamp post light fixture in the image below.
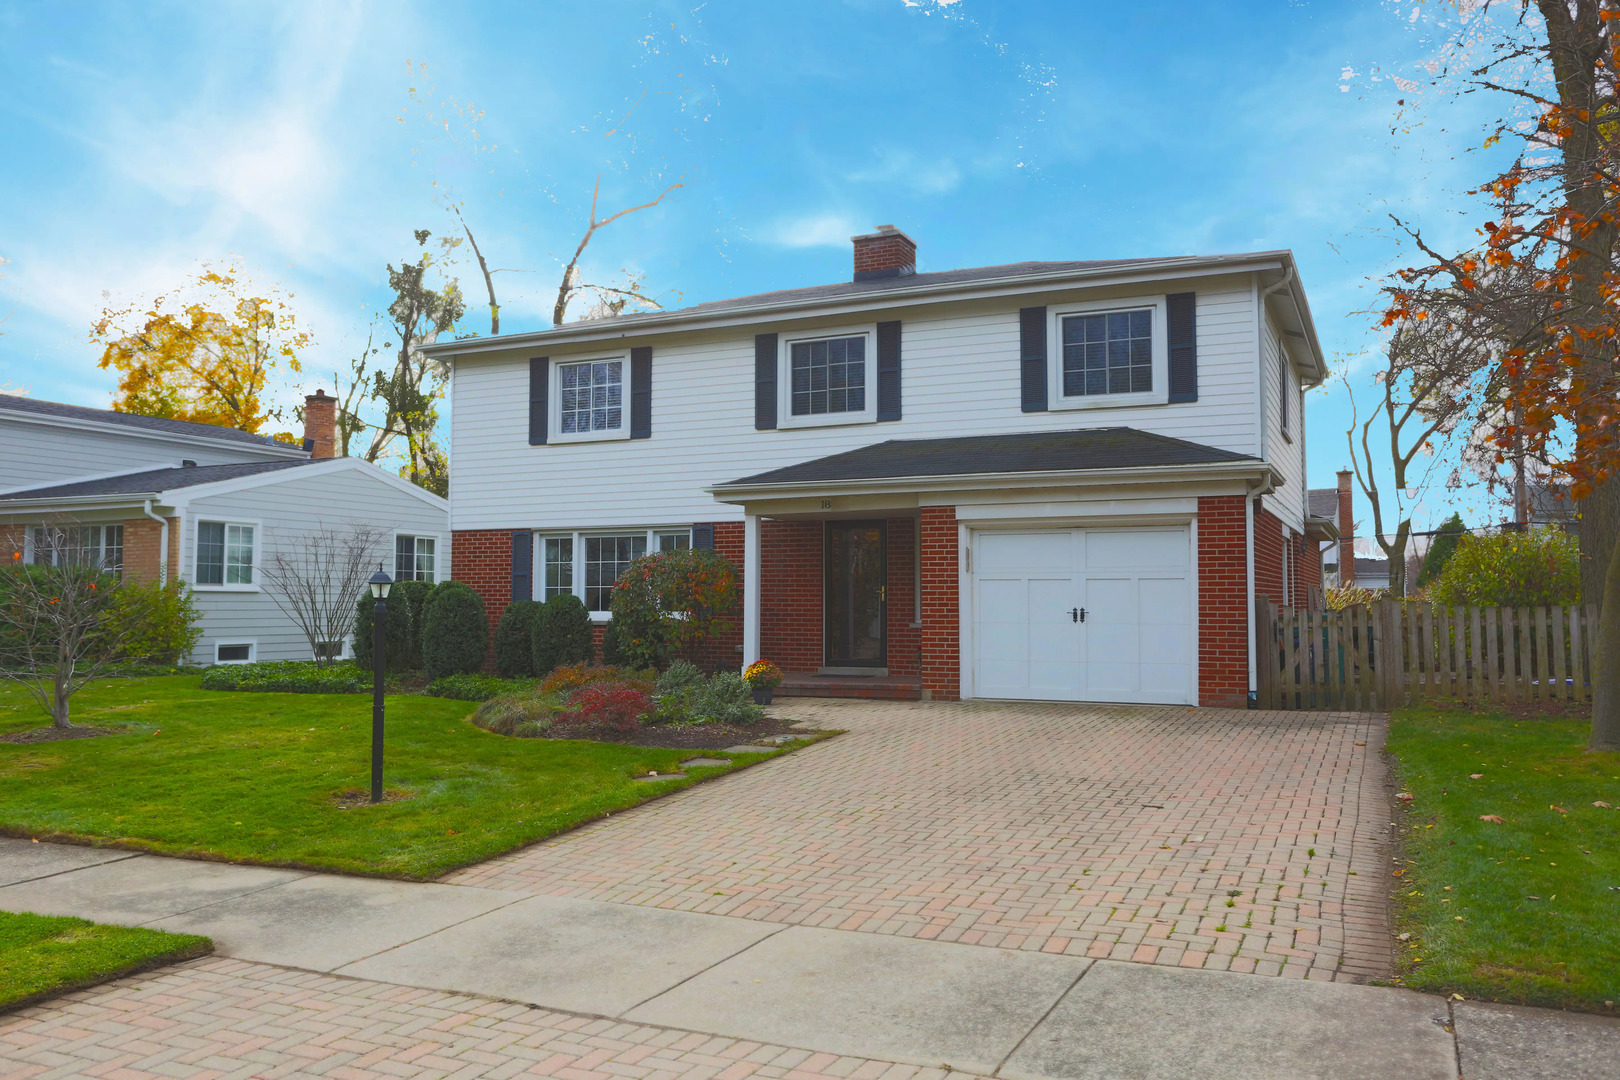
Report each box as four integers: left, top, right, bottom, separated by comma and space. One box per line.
368, 566, 393, 804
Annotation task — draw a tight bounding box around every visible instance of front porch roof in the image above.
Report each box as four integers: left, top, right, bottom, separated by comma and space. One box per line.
710, 427, 1270, 502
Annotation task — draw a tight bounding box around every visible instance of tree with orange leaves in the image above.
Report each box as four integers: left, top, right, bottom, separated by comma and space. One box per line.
90, 262, 310, 434
1381, 1, 1620, 750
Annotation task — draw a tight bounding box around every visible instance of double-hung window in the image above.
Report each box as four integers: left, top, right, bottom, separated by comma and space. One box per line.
30, 525, 123, 574
196, 521, 255, 587
779, 329, 875, 427
1050, 299, 1166, 408
556, 358, 625, 438
536, 527, 694, 615
395, 535, 437, 582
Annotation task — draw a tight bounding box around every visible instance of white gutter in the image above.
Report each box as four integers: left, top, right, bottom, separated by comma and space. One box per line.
142, 499, 169, 587
421, 253, 1294, 357
707, 460, 1282, 502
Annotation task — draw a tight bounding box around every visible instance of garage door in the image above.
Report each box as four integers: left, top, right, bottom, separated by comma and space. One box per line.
973, 527, 1194, 705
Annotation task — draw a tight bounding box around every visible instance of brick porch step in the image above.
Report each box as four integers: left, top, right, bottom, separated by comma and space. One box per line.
775, 672, 922, 700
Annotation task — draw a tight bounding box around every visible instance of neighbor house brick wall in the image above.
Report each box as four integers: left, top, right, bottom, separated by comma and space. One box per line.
885, 517, 919, 678
1197, 495, 1249, 708
919, 505, 959, 701
1296, 534, 1323, 610
761, 520, 823, 673
0, 526, 23, 564
696, 521, 745, 672
121, 516, 179, 586
452, 529, 512, 670
1253, 506, 1284, 612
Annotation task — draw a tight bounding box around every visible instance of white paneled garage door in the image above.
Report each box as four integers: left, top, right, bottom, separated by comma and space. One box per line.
972, 526, 1194, 705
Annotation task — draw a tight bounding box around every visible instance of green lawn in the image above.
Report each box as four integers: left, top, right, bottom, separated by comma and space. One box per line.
0, 675, 787, 879
1386, 705, 1620, 1011
0, 910, 210, 1010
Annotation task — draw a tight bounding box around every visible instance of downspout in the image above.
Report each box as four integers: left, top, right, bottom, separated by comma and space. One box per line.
1246, 481, 1258, 704
1247, 267, 1294, 707
142, 500, 168, 586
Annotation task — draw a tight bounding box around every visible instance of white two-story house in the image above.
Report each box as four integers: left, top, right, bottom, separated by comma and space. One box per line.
424, 226, 1330, 707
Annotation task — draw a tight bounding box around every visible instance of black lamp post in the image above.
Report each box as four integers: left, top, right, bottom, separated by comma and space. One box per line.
368, 566, 393, 804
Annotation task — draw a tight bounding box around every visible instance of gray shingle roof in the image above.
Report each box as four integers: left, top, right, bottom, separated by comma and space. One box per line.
1307, 488, 1339, 519
720, 428, 1260, 488
0, 394, 304, 451
0, 460, 319, 502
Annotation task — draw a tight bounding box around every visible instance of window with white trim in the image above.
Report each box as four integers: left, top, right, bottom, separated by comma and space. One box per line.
30, 525, 123, 574
536, 528, 694, 614
216, 642, 253, 663
559, 359, 623, 434
196, 522, 254, 586
1061, 309, 1153, 397
395, 535, 437, 582
1279, 351, 1291, 437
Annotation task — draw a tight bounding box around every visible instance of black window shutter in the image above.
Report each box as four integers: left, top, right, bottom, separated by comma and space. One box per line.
510, 531, 532, 602
528, 357, 549, 445
876, 320, 902, 421
630, 346, 652, 439
691, 524, 715, 550
755, 334, 778, 430
1019, 307, 1047, 413
1167, 292, 1198, 403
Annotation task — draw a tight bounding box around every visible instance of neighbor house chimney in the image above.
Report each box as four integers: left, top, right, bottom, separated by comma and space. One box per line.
1336, 468, 1355, 586
852, 224, 917, 282
303, 389, 336, 460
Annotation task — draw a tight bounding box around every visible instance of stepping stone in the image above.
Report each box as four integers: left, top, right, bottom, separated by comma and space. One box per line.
679, 758, 729, 769
633, 772, 686, 783
759, 734, 798, 744
724, 745, 780, 754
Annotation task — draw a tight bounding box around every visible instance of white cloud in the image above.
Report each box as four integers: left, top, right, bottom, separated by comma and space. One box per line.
761, 212, 860, 248
847, 148, 962, 195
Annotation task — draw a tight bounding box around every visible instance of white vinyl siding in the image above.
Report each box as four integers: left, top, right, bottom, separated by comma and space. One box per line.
1260, 311, 1306, 529
449, 275, 1269, 532
182, 465, 449, 665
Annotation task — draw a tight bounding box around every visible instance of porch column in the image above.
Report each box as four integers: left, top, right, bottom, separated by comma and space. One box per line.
742, 512, 761, 668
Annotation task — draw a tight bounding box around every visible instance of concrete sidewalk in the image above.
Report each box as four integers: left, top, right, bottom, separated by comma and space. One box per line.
2, 840, 1615, 1079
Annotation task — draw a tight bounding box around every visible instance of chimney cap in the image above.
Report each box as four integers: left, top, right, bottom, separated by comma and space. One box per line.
851, 224, 916, 244
306, 388, 329, 401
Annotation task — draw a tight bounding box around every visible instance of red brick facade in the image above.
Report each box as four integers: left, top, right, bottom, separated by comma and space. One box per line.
919, 505, 960, 701
452, 529, 511, 668
1253, 506, 1284, 613
121, 516, 180, 585
885, 517, 919, 678
1197, 495, 1249, 708
760, 520, 823, 673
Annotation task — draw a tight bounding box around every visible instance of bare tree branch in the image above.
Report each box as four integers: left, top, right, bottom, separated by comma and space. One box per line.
552, 175, 683, 326
258, 522, 390, 667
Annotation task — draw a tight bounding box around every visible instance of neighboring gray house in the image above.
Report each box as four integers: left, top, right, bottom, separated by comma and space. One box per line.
0, 392, 450, 665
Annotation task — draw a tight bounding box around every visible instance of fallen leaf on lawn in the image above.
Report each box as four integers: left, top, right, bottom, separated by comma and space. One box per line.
1397, 932, 1411, 941
1470, 773, 1484, 779
1551, 805, 1569, 813
1479, 814, 1505, 823
1596, 801, 1612, 809
1526, 896, 1542, 901
1396, 792, 1415, 802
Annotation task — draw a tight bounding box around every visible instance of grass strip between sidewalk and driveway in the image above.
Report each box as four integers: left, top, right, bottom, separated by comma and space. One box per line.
0, 909, 211, 1011
0, 675, 821, 880
1385, 705, 1620, 1013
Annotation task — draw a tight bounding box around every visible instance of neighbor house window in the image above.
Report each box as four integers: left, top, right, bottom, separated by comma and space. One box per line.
30, 525, 123, 574
216, 643, 253, 663
537, 528, 693, 614
196, 522, 254, 586
559, 359, 623, 434
790, 335, 866, 416
395, 535, 437, 582
1062, 309, 1152, 397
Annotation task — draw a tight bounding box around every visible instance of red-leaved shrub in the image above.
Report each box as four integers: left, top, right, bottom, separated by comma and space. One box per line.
564, 684, 653, 730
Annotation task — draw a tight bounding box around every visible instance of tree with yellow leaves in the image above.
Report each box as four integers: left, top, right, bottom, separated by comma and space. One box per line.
90, 263, 310, 433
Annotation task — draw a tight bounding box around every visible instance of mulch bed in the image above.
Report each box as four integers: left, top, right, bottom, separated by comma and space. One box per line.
528, 714, 808, 749
0, 725, 127, 744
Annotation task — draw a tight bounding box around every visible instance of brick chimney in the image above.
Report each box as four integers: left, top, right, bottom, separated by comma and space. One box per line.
852, 224, 916, 282
1336, 468, 1355, 586
303, 389, 336, 460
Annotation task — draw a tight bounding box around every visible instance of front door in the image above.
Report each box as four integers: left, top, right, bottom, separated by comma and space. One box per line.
825, 522, 887, 667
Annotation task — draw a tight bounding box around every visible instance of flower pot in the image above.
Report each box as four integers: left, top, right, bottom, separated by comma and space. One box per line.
752, 686, 774, 705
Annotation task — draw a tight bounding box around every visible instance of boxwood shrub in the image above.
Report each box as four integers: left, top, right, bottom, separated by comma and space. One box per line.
391, 580, 437, 670
352, 591, 413, 672
200, 661, 363, 694
532, 593, 594, 675
420, 581, 487, 679
494, 600, 543, 677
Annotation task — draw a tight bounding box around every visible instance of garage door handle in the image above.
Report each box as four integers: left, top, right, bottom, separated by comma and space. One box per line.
1070, 607, 1086, 623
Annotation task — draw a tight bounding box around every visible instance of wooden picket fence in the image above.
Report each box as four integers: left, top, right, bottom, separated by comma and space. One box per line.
1256, 599, 1598, 711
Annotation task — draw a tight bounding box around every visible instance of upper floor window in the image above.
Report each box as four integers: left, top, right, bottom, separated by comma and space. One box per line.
791, 336, 866, 417
559, 359, 623, 435
196, 521, 254, 587
1062, 309, 1152, 397
395, 534, 437, 582
1279, 351, 1291, 438
30, 524, 122, 575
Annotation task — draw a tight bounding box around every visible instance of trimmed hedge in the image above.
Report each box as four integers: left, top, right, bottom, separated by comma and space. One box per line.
200, 661, 363, 694
532, 593, 594, 674
421, 581, 487, 680
494, 600, 543, 678
352, 591, 413, 672
391, 580, 437, 670
426, 673, 532, 702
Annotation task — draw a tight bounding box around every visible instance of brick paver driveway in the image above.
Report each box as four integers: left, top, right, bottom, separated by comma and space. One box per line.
450, 699, 1392, 982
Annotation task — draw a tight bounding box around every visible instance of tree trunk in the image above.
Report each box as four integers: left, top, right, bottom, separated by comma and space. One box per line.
52, 669, 71, 729
1594, 531, 1620, 751
1578, 475, 1620, 614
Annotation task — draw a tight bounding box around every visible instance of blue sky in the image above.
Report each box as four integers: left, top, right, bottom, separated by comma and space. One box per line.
0, 0, 1512, 528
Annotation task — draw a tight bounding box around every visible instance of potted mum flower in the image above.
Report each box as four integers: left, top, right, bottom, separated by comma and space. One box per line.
744, 658, 783, 704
